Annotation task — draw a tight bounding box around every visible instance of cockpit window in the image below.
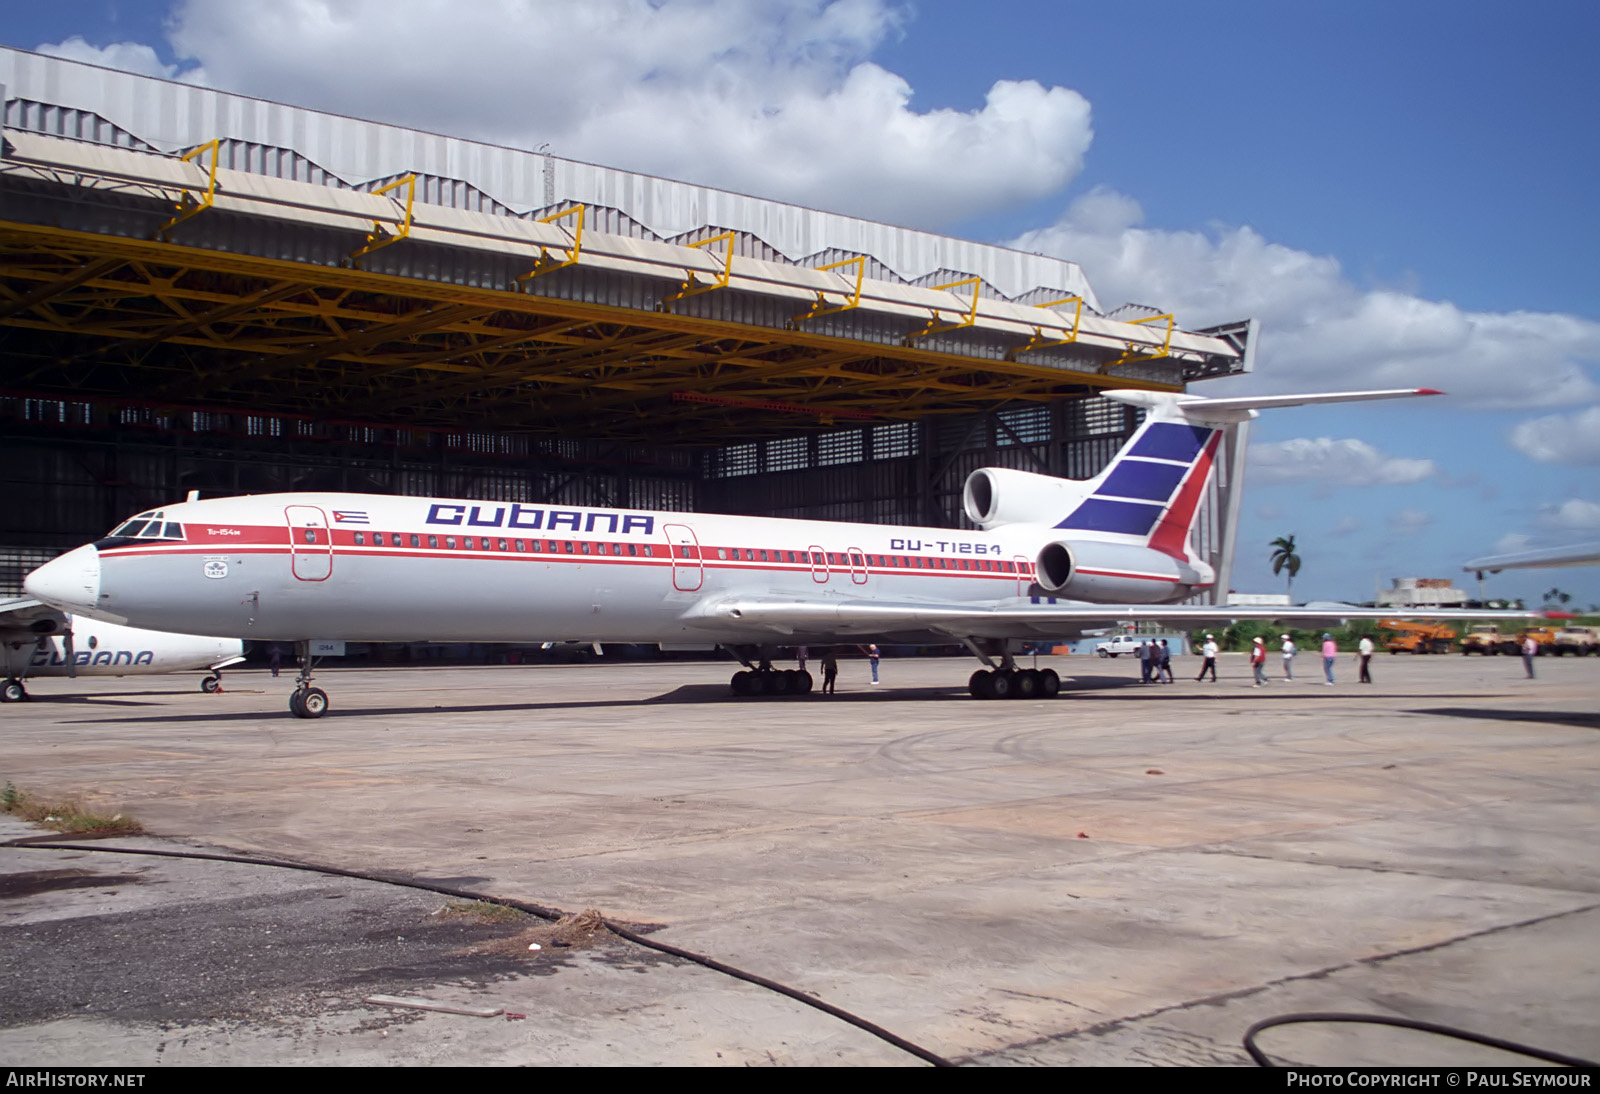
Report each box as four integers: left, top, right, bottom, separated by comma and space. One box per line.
106, 515, 186, 541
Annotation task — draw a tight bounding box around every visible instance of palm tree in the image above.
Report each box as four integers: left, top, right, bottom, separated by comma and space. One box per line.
1270, 534, 1302, 602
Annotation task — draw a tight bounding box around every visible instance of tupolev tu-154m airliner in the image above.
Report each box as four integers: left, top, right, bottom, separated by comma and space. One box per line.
24, 386, 1531, 718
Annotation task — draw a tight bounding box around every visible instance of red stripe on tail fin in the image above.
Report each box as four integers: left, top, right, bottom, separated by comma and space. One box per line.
1147, 430, 1222, 560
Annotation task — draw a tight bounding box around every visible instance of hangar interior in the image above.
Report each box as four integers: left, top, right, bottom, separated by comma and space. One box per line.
0, 47, 1254, 603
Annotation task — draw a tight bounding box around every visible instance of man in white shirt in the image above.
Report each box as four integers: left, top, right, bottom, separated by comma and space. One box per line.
1195, 634, 1219, 682
1281, 634, 1297, 681
1358, 635, 1375, 683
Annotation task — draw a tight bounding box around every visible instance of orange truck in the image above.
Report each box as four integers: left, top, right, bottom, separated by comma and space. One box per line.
1380, 620, 1457, 654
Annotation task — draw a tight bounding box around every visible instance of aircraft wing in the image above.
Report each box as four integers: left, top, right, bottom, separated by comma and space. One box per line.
1463, 541, 1600, 573
687, 596, 1547, 642
0, 596, 68, 640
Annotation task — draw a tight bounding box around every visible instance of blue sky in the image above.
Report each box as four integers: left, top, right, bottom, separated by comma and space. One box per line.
6, 0, 1598, 608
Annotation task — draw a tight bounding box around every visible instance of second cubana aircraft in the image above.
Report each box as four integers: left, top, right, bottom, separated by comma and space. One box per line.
27, 387, 1477, 718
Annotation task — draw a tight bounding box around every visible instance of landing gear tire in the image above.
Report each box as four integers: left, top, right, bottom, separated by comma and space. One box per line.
200, 674, 221, 693
986, 671, 1013, 700
1039, 669, 1061, 697
2, 680, 26, 703
968, 670, 989, 698
1012, 670, 1040, 699
289, 687, 329, 719
731, 670, 757, 696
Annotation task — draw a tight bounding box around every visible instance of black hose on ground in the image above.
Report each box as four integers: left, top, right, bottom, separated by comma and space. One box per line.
1244, 1012, 1597, 1068
4, 835, 954, 1067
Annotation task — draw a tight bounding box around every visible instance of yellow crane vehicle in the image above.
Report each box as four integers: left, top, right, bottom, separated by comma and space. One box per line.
1380, 620, 1457, 654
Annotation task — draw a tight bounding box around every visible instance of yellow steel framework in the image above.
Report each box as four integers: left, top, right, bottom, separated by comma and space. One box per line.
0, 220, 1182, 444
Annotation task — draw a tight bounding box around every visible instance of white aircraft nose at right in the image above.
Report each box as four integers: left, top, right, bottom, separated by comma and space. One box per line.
24, 544, 102, 616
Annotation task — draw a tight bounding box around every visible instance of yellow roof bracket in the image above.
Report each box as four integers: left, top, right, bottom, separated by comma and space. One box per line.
157, 139, 221, 237
1006, 296, 1084, 360
660, 231, 736, 309
1103, 313, 1175, 370
348, 174, 417, 265
516, 204, 586, 284
904, 276, 981, 344
790, 255, 865, 326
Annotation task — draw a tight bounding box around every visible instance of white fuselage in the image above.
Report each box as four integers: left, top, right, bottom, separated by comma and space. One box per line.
26, 493, 1204, 646
1, 617, 242, 679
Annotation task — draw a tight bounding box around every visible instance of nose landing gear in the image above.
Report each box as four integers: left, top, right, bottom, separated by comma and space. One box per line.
287, 641, 330, 718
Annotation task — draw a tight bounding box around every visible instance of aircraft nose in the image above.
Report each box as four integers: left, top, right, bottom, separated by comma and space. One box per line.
24, 544, 102, 615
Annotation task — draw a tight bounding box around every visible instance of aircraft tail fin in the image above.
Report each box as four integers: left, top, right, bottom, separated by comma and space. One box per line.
1056, 387, 1441, 557
966, 388, 1441, 566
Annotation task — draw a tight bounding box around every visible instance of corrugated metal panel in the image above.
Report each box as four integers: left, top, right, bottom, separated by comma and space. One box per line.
0, 46, 1104, 307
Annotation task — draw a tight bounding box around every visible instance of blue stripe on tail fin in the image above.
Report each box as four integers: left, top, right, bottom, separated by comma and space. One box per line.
1054, 419, 1220, 539
1127, 422, 1215, 462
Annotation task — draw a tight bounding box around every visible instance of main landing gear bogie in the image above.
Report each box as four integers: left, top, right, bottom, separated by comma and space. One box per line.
968, 667, 1060, 700
730, 668, 814, 697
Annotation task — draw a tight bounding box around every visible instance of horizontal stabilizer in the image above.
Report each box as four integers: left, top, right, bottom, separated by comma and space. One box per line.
1104, 387, 1443, 423
1463, 540, 1600, 572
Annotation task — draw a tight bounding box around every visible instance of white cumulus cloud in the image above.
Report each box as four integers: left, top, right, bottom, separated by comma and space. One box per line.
1009, 188, 1600, 411
1537, 499, 1600, 532
41, 0, 1095, 230
1508, 405, 1600, 465
35, 35, 188, 81
1248, 437, 1437, 487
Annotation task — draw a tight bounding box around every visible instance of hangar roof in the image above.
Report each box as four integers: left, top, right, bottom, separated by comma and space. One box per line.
0, 49, 1252, 445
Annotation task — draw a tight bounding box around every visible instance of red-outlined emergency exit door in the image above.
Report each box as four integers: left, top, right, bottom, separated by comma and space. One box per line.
286, 505, 333, 581
663, 523, 703, 591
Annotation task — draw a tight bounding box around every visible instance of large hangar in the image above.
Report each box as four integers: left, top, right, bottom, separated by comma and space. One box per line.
0, 47, 1254, 602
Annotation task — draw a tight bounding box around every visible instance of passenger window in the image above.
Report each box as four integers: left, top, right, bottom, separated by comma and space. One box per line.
303, 529, 317, 544
446, 536, 456, 549
498, 539, 508, 551
374, 533, 385, 546
718, 548, 728, 560
428, 535, 438, 548
354, 532, 365, 545
411, 534, 420, 548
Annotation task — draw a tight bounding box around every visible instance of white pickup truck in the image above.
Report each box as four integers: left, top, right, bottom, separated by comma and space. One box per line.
1553, 627, 1599, 656
1094, 636, 1146, 658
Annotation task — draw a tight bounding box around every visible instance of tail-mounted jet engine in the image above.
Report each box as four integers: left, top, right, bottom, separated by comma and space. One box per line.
1033, 539, 1210, 604
963, 467, 1212, 602
963, 467, 1083, 532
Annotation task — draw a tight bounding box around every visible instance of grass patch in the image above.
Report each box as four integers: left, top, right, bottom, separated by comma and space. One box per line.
0, 781, 143, 836
434, 899, 528, 925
